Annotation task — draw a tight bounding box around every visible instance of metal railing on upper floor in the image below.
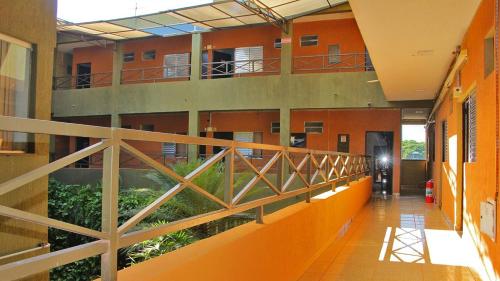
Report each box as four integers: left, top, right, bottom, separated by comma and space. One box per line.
53, 72, 113, 90
202, 58, 280, 79
121, 64, 191, 84
293, 53, 374, 73
0, 115, 370, 281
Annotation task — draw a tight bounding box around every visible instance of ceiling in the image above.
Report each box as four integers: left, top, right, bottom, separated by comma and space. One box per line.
349, 0, 481, 101
57, 0, 346, 41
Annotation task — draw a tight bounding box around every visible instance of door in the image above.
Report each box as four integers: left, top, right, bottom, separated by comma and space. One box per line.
365, 132, 394, 194
75, 137, 90, 168
213, 132, 234, 154
337, 134, 349, 153
76, 63, 91, 89
212, 49, 234, 78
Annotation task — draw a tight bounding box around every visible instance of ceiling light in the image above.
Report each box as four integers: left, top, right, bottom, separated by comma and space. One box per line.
367, 79, 379, 83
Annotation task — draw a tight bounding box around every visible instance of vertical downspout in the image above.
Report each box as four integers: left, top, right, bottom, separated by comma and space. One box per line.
496, 0, 499, 201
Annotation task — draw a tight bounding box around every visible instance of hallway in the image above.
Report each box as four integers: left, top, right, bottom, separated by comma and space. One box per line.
298, 196, 481, 281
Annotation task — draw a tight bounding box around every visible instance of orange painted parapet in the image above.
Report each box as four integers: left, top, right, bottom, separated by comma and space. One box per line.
105, 176, 372, 281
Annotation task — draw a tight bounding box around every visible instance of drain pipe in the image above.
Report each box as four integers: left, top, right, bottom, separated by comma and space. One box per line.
495, 0, 499, 199
427, 50, 468, 124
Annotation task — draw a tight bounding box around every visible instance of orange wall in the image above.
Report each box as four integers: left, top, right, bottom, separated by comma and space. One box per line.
432, 0, 498, 279
292, 18, 366, 57
292, 109, 401, 193
104, 176, 372, 281
199, 111, 280, 145
72, 45, 114, 75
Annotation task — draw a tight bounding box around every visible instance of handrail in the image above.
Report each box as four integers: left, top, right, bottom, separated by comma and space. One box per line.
53, 72, 113, 90
0, 116, 370, 281
121, 64, 191, 84
293, 52, 374, 72
202, 58, 280, 78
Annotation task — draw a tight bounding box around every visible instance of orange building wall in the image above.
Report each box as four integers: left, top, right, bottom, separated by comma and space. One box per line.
72, 45, 114, 75
292, 109, 401, 193
101, 177, 372, 281
199, 111, 280, 145
432, 0, 499, 279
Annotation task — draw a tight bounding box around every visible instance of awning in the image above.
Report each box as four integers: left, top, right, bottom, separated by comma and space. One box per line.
57, 0, 347, 41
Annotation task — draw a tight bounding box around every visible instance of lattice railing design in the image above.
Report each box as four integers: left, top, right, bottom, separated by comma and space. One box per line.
0, 116, 370, 281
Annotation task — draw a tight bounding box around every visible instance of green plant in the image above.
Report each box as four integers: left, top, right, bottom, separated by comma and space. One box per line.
123, 221, 194, 265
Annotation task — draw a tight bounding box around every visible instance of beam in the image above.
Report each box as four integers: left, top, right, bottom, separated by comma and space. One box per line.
235, 0, 288, 33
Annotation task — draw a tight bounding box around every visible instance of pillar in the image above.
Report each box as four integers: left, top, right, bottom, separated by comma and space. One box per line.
110, 43, 123, 128
190, 33, 202, 81
279, 107, 291, 147
280, 23, 293, 75
188, 110, 199, 161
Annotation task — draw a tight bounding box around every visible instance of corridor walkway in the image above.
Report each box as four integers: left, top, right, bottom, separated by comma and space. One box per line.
298, 196, 481, 281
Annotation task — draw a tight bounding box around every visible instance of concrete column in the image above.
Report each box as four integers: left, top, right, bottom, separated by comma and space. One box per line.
188, 110, 199, 161
280, 23, 293, 75
190, 33, 202, 81
110, 43, 123, 127
279, 107, 290, 147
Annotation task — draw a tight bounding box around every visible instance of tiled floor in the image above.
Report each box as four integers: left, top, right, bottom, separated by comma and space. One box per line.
298, 195, 481, 281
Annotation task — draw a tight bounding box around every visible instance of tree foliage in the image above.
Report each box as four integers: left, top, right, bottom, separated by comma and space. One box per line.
402, 140, 425, 159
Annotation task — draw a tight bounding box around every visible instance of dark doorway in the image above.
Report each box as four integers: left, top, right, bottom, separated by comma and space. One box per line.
337, 134, 350, 153
76, 63, 91, 88
213, 132, 234, 153
75, 137, 90, 168
365, 131, 394, 194
212, 49, 234, 78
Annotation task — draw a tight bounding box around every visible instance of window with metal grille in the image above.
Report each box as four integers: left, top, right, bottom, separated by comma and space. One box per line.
234, 132, 263, 157
305, 121, 323, 134
234, 46, 263, 73
274, 38, 281, 49
162, 142, 176, 157
300, 35, 318, 47
164, 53, 190, 78
123, 52, 135, 62
466, 93, 477, 162
328, 44, 341, 64
441, 120, 448, 162
142, 50, 156, 61
271, 122, 280, 133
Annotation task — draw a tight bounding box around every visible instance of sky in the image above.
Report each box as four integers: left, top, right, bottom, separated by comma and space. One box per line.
57, 0, 212, 23
402, 124, 426, 142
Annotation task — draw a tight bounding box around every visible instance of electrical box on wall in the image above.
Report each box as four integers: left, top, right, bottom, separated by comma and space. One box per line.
480, 199, 496, 241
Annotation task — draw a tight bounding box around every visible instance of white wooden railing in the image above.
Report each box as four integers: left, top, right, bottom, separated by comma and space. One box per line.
0, 116, 370, 281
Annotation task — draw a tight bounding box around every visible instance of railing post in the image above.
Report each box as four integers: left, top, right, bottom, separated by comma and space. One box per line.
101, 129, 120, 281
305, 153, 311, 203
276, 152, 284, 191
224, 147, 234, 207
255, 205, 264, 224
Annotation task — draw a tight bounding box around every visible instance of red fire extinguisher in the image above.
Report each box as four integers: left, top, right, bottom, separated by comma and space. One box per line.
425, 180, 434, 203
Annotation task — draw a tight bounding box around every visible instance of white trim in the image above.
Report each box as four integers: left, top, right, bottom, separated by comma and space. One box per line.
0, 33, 32, 49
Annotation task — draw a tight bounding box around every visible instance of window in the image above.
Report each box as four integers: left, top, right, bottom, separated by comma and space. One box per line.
274, 38, 281, 49
442, 120, 448, 162
484, 36, 494, 77
271, 122, 280, 133
234, 132, 263, 157
465, 93, 477, 162
234, 46, 263, 73
121, 125, 132, 129
300, 35, 318, 47
164, 53, 190, 78
162, 142, 176, 157
0, 33, 34, 153
142, 50, 156, 61
401, 124, 426, 160
123, 52, 135, 62
305, 121, 323, 134
328, 44, 341, 64
140, 124, 154, 131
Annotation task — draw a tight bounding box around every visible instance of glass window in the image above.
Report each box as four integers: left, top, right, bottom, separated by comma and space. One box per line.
328, 44, 341, 64
300, 35, 318, 47
274, 38, 282, 49
271, 122, 280, 133
402, 124, 426, 160
140, 124, 154, 131
0, 33, 34, 153
484, 37, 494, 77
164, 53, 190, 78
142, 50, 156, 61
123, 52, 135, 62
234, 46, 263, 73
305, 121, 323, 134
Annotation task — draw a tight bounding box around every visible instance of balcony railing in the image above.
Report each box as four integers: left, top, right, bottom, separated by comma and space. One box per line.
0, 115, 370, 281
53, 72, 113, 90
121, 64, 191, 84
202, 58, 280, 79
293, 53, 374, 73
